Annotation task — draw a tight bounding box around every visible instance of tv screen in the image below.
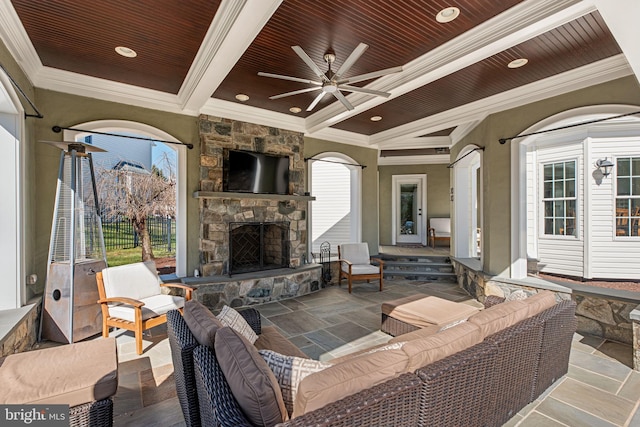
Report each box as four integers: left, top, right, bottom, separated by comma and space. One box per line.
224, 150, 290, 195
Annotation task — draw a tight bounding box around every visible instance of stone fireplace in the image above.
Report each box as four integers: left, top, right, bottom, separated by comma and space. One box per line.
196, 115, 309, 276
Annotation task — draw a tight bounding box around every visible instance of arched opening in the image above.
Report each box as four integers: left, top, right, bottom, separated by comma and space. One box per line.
0, 69, 25, 310
309, 152, 362, 257
453, 145, 482, 259
511, 105, 640, 279
63, 121, 187, 276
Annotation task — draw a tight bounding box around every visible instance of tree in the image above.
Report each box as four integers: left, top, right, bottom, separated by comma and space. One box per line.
96, 154, 176, 261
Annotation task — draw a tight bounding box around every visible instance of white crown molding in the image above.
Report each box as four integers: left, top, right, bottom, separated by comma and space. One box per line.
201, 98, 305, 132
378, 154, 450, 166
451, 119, 485, 145
371, 54, 632, 146
305, 127, 370, 148
179, 0, 281, 112
35, 67, 193, 116
304, 0, 593, 134
377, 136, 451, 150
0, 0, 42, 81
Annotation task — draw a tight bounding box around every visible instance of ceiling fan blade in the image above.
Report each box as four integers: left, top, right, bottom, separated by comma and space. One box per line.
269, 86, 322, 100
338, 66, 403, 85
258, 72, 321, 86
334, 43, 368, 79
333, 91, 354, 111
339, 85, 391, 98
307, 92, 327, 111
292, 46, 330, 82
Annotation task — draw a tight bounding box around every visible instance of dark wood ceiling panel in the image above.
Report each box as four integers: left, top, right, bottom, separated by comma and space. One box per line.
420, 127, 455, 137
332, 12, 622, 135
213, 0, 524, 116
11, 0, 221, 94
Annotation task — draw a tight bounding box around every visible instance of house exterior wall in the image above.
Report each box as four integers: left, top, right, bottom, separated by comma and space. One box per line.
378, 163, 450, 246
451, 75, 640, 277
87, 133, 154, 171
304, 137, 380, 255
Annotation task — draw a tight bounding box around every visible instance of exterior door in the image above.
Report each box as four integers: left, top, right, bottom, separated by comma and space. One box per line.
393, 175, 427, 245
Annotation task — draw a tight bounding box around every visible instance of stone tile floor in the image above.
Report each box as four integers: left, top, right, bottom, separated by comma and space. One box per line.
111, 277, 640, 427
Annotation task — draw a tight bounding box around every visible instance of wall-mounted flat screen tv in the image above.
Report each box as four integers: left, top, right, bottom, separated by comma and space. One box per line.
223, 149, 290, 195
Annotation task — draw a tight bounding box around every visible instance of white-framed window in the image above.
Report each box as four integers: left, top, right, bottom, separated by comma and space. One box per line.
542, 160, 577, 236
615, 157, 640, 237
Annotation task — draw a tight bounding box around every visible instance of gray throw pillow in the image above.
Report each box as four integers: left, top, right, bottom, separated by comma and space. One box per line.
214, 327, 288, 426
183, 299, 223, 347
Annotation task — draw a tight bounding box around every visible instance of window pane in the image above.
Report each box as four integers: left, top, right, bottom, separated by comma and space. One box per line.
566, 200, 576, 218
633, 177, 640, 196
554, 200, 564, 217
544, 164, 553, 181
544, 182, 552, 198
618, 158, 631, 176
565, 179, 575, 198
545, 218, 553, 234
633, 158, 640, 176
617, 198, 629, 211
554, 181, 564, 198
545, 201, 553, 217
555, 219, 565, 235
565, 219, 575, 236
618, 177, 631, 196
632, 198, 640, 215
565, 162, 575, 179
554, 163, 564, 180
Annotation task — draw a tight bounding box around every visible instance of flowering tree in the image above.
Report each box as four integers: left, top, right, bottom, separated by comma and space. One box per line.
96, 154, 176, 261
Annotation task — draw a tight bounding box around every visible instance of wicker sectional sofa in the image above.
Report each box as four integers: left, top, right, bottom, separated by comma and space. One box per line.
168, 291, 576, 427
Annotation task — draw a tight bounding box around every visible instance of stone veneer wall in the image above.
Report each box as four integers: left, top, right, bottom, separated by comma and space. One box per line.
0, 301, 40, 357
198, 115, 307, 276
452, 259, 640, 371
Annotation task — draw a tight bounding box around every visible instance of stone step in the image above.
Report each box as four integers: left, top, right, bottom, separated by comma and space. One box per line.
383, 270, 457, 281
383, 260, 453, 270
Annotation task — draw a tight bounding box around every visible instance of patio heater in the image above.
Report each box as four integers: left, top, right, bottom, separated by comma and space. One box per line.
39, 140, 107, 344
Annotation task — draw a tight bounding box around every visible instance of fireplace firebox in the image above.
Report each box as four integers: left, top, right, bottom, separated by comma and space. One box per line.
229, 222, 290, 275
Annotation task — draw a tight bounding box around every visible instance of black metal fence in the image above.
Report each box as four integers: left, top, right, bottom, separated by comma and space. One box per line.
101, 214, 175, 252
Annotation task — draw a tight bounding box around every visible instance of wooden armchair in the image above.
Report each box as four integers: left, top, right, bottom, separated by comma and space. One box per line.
428, 218, 451, 248
96, 260, 194, 355
338, 243, 384, 293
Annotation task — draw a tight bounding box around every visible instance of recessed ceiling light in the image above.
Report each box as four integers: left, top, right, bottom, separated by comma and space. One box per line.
115, 46, 137, 58
370, 116, 383, 122
289, 107, 302, 114
508, 58, 528, 68
235, 94, 250, 102
436, 7, 460, 23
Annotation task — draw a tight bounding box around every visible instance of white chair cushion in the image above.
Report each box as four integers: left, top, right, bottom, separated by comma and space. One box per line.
343, 264, 380, 275
101, 260, 161, 300
108, 294, 185, 322
430, 218, 451, 237
340, 243, 371, 265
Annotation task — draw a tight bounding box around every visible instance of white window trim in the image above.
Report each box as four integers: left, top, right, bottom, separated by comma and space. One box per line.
539, 159, 579, 240
63, 120, 187, 276
0, 69, 25, 310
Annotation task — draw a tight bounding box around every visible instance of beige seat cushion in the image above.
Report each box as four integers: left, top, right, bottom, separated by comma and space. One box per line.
108, 294, 185, 322
381, 294, 428, 315
468, 300, 530, 338
389, 296, 480, 328
388, 324, 442, 344
293, 348, 408, 417
255, 326, 308, 359
523, 290, 557, 317
0, 337, 118, 406
401, 322, 482, 372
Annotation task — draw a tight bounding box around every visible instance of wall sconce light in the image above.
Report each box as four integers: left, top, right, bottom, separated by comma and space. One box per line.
596, 158, 614, 177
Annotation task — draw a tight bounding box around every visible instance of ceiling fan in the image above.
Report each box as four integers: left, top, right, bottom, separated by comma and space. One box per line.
258, 43, 402, 112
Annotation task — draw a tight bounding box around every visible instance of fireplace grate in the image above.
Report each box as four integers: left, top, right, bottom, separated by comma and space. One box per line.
229, 221, 290, 275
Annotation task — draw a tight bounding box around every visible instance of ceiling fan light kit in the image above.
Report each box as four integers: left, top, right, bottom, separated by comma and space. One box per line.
258, 43, 402, 112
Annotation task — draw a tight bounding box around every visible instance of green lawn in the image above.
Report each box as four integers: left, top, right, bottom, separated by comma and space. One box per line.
106, 247, 175, 267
